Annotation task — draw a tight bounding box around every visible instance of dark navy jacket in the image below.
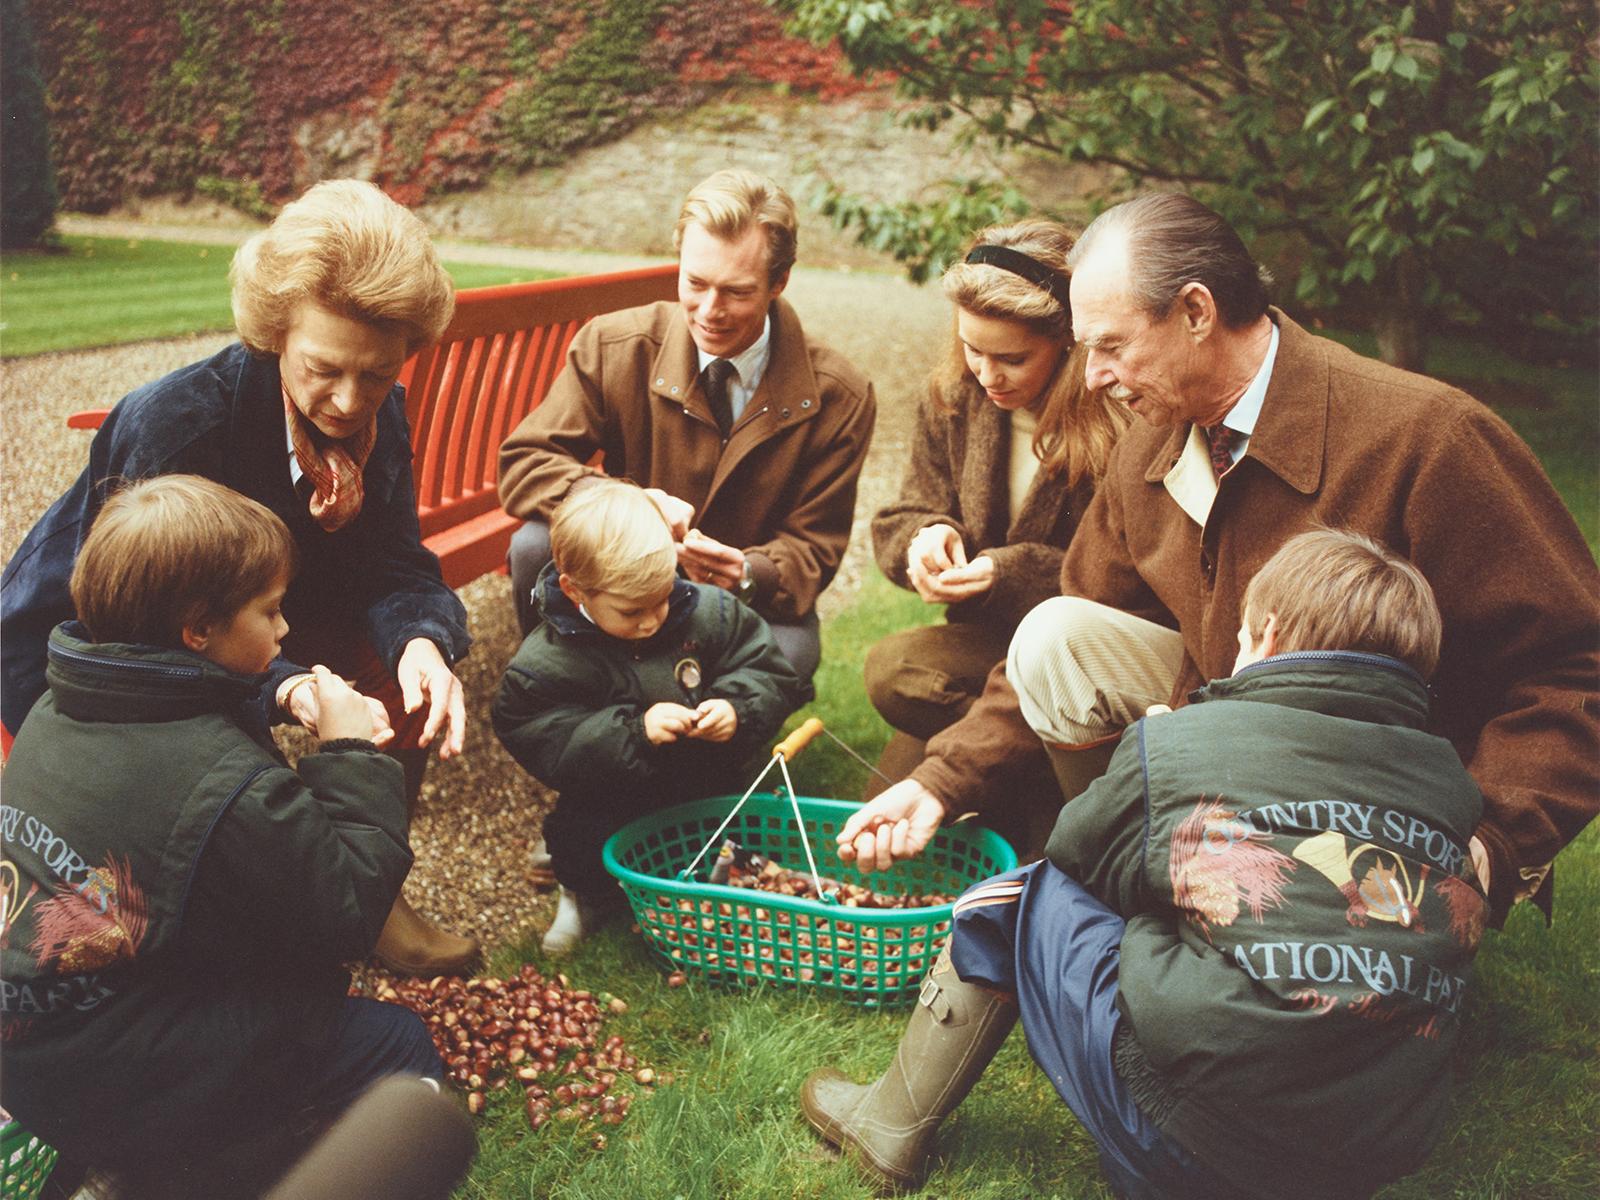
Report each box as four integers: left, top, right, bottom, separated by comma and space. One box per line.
1, 343, 470, 734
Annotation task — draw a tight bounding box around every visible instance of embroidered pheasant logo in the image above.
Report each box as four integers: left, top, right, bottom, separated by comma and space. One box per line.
30, 854, 149, 974
1170, 796, 1295, 942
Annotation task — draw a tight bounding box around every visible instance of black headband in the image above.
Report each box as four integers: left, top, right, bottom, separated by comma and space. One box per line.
964, 244, 1071, 317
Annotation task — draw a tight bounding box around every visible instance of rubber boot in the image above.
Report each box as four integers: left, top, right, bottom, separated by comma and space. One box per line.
375, 748, 480, 976
801, 947, 1017, 1190
1024, 734, 1120, 859
862, 730, 927, 802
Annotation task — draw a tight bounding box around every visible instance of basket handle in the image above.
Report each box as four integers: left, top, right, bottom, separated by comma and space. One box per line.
773, 717, 824, 762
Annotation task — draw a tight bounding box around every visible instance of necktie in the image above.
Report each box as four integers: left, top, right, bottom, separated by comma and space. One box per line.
702, 358, 736, 437
1205, 423, 1243, 478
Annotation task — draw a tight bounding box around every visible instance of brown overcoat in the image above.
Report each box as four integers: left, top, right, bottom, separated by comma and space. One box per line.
871, 381, 1094, 632
498, 299, 875, 621
912, 311, 1599, 921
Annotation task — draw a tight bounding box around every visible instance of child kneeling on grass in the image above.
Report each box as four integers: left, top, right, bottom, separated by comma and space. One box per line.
803, 528, 1488, 1199
493, 478, 811, 955
0, 476, 449, 1199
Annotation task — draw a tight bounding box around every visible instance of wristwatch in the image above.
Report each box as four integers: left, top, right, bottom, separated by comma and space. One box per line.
736, 559, 757, 605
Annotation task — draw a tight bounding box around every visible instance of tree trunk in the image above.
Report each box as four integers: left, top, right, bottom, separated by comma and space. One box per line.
1375, 253, 1427, 371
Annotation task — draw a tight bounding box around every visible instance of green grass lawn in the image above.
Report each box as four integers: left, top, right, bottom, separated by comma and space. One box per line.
0, 236, 557, 357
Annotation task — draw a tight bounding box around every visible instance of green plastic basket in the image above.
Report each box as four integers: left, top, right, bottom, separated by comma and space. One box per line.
602, 793, 1017, 1007
0, 1122, 57, 1200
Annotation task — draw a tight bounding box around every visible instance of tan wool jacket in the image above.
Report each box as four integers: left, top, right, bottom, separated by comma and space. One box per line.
498, 299, 875, 621
872, 381, 1094, 633
913, 311, 1600, 922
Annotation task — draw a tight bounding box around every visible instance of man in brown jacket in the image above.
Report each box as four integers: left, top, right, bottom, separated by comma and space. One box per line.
497, 169, 875, 680
840, 193, 1598, 927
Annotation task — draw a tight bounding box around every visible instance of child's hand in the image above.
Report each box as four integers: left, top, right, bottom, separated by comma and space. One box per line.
644, 702, 698, 745
283, 670, 394, 746
687, 698, 737, 742
313, 665, 388, 745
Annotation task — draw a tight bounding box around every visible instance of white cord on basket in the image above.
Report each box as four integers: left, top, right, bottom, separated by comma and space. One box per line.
677, 753, 782, 881
777, 753, 835, 903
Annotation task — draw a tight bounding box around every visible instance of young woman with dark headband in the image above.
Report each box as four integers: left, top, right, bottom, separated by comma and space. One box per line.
865, 218, 1127, 852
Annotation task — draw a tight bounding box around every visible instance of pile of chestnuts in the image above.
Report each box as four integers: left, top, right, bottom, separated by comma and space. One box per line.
360, 965, 661, 1135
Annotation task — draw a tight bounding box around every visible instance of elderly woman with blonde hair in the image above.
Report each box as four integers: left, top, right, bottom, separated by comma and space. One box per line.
865, 218, 1126, 851
2, 179, 478, 974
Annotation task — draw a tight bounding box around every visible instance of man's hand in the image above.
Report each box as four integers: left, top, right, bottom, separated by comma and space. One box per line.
278, 672, 394, 747
397, 638, 466, 759
643, 488, 695, 540
644, 702, 698, 744
679, 528, 746, 591
1469, 835, 1491, 894
686, 698, 737, 742
836, 779, 946, 872
906, 524, 994, 603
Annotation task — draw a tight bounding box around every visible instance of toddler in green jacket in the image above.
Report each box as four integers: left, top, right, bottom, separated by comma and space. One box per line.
493, 479, 811, 955
803, 529, 1488, 1199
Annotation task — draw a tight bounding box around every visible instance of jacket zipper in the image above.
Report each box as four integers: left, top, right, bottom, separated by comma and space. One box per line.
49, 642, 203, 682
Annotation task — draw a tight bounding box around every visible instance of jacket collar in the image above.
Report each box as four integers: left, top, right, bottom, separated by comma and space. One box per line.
1142, 309, 1326, 498
1191, 650, 1431, 729
533, 562, 700, 642
45, 621, 271, 740
650, 297, 824, 436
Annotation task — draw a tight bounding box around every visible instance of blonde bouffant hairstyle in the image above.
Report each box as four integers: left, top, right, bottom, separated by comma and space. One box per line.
70, 475, 297, 650
673, 168, 798, 286
230, 179, 455, 356
1242, 529, 1443, 679
938, 218, 1128, 486
551, 479, 679, 602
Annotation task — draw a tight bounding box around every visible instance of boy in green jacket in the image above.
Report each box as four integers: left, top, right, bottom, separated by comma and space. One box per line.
803, 529, 1488, 1199
0, 476, 446, 1198
493, 479, 811, 955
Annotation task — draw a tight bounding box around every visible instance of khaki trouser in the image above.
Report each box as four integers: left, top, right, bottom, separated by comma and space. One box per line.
864, 621, 1015, 741
1006, 597, 1187, 746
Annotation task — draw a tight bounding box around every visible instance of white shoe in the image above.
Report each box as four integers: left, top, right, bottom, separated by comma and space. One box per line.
542, 887, 590, 956
531, 835, 553, 870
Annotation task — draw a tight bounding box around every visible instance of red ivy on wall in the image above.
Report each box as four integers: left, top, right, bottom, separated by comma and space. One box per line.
35, 0, 872, 213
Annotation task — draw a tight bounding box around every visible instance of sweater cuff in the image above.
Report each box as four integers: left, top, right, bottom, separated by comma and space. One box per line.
907, 759, 962, 821
317, 738, 383, 754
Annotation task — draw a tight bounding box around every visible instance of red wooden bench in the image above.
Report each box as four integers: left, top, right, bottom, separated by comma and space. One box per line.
65, 264, 678, 588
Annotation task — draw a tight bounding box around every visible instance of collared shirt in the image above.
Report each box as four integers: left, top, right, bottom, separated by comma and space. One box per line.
1216, 321, 1280, 466
695, 316, 772, 425
285, 417, 304, 487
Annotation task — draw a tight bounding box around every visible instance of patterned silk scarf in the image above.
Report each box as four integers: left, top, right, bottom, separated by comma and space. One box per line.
283, 385, 377, 532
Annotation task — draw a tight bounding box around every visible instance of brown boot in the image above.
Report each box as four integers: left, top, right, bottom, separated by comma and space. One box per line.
801, 949, 1017, 1190
375, 747, 480, 976
1024, 734, 1120, 859
375, 894, 479, 976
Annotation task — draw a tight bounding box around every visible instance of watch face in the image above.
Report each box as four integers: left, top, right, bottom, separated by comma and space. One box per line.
675, 657, 703, 690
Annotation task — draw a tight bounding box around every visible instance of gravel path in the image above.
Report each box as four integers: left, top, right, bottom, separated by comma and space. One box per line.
1, 221, 949, 952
